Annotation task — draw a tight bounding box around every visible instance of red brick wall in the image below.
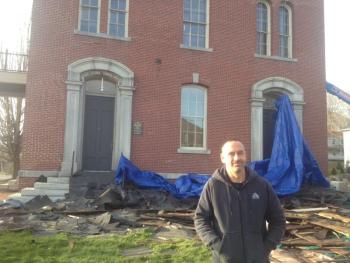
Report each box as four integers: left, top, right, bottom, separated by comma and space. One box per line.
21, 0, 327, 175
17, 177, 37, 190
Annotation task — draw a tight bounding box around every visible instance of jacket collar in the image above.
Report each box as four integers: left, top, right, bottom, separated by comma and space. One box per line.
213, 165, 257, 187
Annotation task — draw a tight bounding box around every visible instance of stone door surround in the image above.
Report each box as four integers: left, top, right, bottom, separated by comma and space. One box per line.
60, 57, 135, 177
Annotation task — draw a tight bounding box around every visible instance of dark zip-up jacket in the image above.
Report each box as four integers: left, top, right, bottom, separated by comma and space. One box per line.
194, 166, 285, 263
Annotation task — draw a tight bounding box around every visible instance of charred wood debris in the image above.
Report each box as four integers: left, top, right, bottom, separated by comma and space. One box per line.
1, 180, 350, 262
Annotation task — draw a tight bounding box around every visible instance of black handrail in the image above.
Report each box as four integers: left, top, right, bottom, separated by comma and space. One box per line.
0, 50, 28, 72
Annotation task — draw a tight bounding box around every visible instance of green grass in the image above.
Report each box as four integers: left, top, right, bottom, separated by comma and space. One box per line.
0, 229, 211, 263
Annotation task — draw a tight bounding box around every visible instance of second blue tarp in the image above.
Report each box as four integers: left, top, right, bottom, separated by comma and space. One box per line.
249, 95, 329, 195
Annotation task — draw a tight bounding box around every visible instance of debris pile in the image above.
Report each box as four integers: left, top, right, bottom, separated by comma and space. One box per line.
0, 176, 349, 262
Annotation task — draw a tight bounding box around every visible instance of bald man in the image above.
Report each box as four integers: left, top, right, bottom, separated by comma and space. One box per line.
194, 141, 285, 263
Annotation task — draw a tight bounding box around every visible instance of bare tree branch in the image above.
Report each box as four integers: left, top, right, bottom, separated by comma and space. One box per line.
0, 97, 24, 177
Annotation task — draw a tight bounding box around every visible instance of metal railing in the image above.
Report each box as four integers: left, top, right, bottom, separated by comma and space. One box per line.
0, 50, 28, 72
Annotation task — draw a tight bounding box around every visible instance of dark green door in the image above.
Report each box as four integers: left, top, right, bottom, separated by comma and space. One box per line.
83, 95, 115, 171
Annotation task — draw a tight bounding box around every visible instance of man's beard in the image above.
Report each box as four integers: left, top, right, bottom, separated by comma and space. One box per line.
227, 165, 243, 176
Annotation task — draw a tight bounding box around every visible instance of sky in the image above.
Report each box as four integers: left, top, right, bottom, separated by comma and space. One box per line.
0, 0, 349, 93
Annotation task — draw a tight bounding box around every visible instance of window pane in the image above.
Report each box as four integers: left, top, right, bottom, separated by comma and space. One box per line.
81, 20, 89, 32
188, 132, 195, 147
110, 12, 117, 23
199, 0, 206, 11
191, 35, 197, 47
191, 10, 198, 22
184, 23, 190, 34
82, 0, 90, 5
183, 34, 190, 46
192, 0, 199, 10
256, 32, 267, 55
90, 9, 98, 21
189, 101, 196, 116
181, 131, 188, 146
194, 118, 201, 130
198, 36, 205, 48
192, 24, 198, 34
279, 36, 288, 57
90, 0, 98, 7
119, 0, 126, 10
184, 0, 191, 9
118, 12, 125, 24
109, 24, 117, 35
198, 24, 205, 35
197, 89, 204, 102
118, 25, 125, 36
199, 11, 206, 23
89, 22, 97, 33
111, 0, 118, 9
184, 9, 191, 21
197, 102, 204, 115
81, 7, 89, 19
195, 132, 203, 147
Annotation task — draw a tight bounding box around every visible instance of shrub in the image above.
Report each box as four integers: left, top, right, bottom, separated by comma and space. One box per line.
331, 167, 337, 175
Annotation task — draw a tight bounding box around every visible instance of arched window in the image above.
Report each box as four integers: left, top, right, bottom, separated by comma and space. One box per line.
279, 5, 292, 58
79, 0, 100, 33
180, 85, 207, 149
256, 1, 271, 56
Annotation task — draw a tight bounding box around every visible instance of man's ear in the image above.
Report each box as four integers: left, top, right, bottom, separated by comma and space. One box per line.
220, 153, 225, 164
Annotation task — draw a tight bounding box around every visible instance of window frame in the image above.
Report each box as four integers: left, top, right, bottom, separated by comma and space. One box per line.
279, 4, 293, 58
178, 85, 208, 153
78, 0, 101, 34
255, 0, 271, 56
107, 0, 129, 38
182, 0, 210, 50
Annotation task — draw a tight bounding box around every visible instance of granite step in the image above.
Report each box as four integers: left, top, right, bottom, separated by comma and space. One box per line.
47, 177, 70, 184
34, 182, 69, 190
21, 187, 68, 197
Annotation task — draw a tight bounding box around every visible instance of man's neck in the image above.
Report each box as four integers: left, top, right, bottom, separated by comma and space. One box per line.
227, 170, 246, 184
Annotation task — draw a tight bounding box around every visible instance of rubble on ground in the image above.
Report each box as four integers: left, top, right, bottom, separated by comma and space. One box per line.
0, 179, 349, 262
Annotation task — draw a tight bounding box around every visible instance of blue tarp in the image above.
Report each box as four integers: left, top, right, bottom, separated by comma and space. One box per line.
115, 95, 329, 198
115, 155, 210, 199
249, 95, 329, 195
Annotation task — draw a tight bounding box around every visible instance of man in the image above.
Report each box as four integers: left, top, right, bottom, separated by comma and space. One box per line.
194, 140, 285, 263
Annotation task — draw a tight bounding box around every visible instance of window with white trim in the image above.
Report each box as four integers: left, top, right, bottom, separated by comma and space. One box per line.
256, 1, 270, 56
279, 5, 292, 58
79, 0, 99, 33
180, 86, 207, 149
183, 0, 209, 49
108, 0, 128, 38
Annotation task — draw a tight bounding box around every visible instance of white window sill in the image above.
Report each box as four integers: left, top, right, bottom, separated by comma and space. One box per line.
177, 148, 211, 154
180, 44, 213, 52
255, 54, 297, 62
74, 30, 132, 42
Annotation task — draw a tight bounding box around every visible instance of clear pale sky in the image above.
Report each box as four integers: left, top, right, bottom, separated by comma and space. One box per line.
0, 0, 349, 93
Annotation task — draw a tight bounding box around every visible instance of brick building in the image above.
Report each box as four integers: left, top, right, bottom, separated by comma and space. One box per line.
19, 0, 328, 188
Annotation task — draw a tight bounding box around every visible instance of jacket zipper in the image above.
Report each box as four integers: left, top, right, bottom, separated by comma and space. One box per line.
237, 190, 247, 263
